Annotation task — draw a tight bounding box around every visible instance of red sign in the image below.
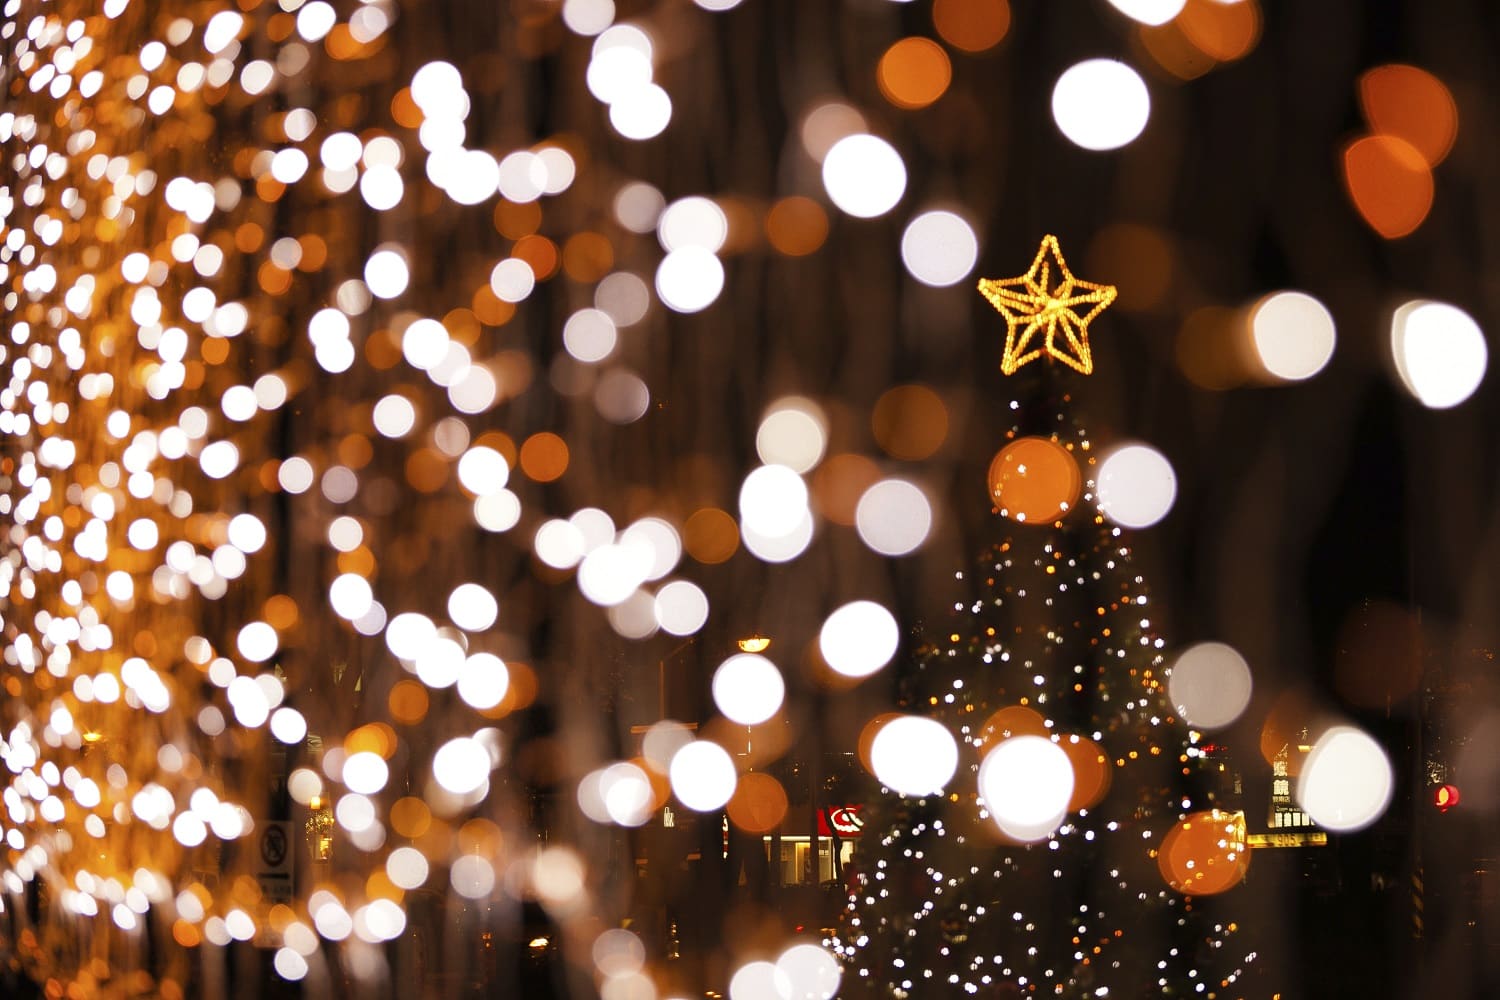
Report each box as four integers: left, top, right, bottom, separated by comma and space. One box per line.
818, 806, 865, 837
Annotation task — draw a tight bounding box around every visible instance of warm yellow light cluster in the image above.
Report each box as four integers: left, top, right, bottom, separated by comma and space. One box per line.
0, 1, 597, 993
978, 235, 1117, 375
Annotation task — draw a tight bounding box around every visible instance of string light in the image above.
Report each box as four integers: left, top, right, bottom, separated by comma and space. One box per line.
978, 236, 1118, 375
832, 370, 1257, 996
0, 0, 1386, 996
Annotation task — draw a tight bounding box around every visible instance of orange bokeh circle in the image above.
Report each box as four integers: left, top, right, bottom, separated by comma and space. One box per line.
1343, 134, 1433, 239
977, 705, 1048, 749
727, 772, 789, 833
1359, 64, 1457, 167
1157, 810, 1250, 896
933, 0, 1010, 53
872, 384, 949, 461
1058, 734, 1111, 811
987, 437, 1081, 524
877, 38, 952, 110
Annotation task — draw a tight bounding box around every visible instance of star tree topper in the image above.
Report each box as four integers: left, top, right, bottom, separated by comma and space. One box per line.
978, 235, 1117, 375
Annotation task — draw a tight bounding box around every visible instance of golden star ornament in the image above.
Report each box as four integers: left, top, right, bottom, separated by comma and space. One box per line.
978, 235, 1117, 375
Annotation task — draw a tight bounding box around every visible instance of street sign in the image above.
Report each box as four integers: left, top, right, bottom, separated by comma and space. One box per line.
1246, 831, 1329, 849
256, 821, 294, 902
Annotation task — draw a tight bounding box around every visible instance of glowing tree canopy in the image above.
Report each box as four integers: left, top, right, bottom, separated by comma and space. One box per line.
835, 366, 1257, 998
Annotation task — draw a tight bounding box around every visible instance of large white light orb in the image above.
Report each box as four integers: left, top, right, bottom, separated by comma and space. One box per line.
432, 736, 491, 796
739, 464, 809, 538
600, 761, 654, 827
821, 134, 906, 219
900, 210, 979, 287
868, 716, 957, 797
655, 246, 724, 313
654, 580, 709, 636
669, 740, 737, 811
1051, 59, 1150, 151
741, 509, 815, 564
729, 961, 785, 1000
775, 942, 842, 1000
1251, 291, 1336, 381
1297, 726, 1393, 832
658, 195, 729, 253
1104, 0, 1186, 26
854, 478, 932, 556
1168, 642, 1253, 729
756, 398, 828, 474
1095, 443, 1176, 529
1391, 300, 1487, 409
609, 83, 672, 140
819, 601, 899, 678
711, 653, 785, 725
977, 735, 1074, 842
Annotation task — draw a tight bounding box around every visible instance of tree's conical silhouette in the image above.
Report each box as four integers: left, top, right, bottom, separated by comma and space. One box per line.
835, 374, 1258, 998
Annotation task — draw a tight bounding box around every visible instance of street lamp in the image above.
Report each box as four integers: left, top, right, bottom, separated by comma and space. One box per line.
737, 635, 771, 654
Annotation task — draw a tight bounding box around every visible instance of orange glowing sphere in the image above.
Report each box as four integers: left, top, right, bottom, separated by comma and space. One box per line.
726, 772, 789, 833
631, 757, 672, 811
1157, 809, 1250, 896
877, 37, 952, 110
1343, 134, 1433, 239
933, 0, 1010, 54
987, 437, 1081, 524
1359, 64, 1458, 168
1176, 0, 1262, 63
1058, 734, 1111, 811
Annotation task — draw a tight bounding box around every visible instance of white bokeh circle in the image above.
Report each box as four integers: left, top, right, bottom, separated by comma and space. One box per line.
978, 735, 1075, 842
868, 716, 957, 797
822, 134, 907, 218
1051, 59, 1151, 151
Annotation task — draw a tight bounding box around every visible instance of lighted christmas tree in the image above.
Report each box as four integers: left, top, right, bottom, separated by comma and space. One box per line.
832, 237, 1258, 998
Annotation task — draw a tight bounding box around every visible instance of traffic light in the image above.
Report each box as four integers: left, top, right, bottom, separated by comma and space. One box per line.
1434, 783, 1460, 812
